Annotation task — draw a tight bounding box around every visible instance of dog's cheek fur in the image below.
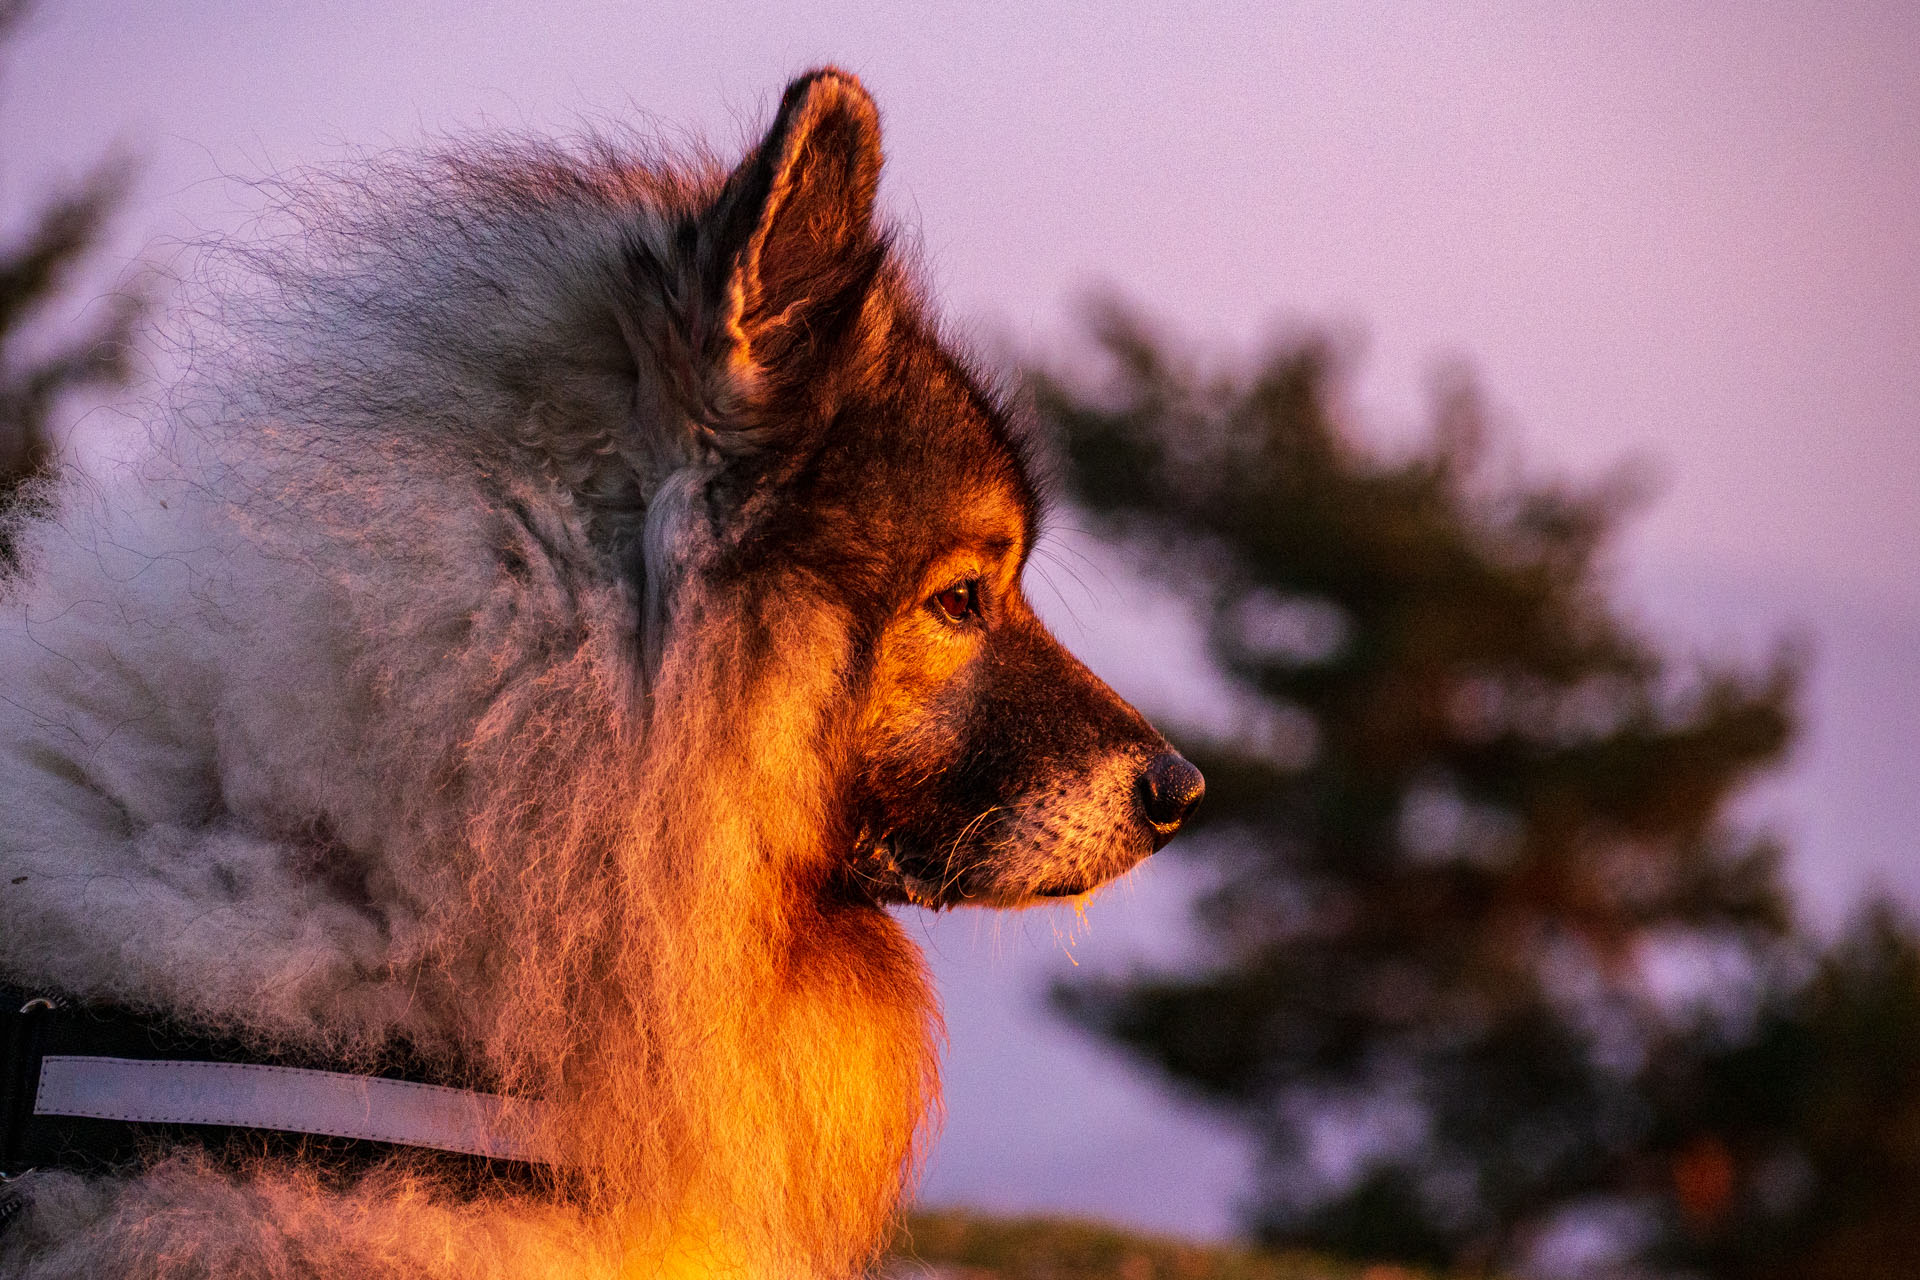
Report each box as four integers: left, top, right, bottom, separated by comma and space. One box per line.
491, 571, 942, 1276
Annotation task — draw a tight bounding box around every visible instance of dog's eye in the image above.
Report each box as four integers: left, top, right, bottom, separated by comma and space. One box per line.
931, 581, 980, 624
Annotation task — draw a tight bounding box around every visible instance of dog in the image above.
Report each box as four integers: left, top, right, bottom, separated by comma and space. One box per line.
0, 69, 1202, 1278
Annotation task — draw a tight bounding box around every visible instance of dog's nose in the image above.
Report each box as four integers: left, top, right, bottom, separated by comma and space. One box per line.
1139, 752, 1205, 846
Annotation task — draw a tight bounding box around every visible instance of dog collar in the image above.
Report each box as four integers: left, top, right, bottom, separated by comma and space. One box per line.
0, 990, 553, 1181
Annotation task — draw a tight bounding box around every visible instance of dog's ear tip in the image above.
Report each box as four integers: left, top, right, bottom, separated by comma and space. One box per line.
776, 67, 882, 149
782, 67, 877, 113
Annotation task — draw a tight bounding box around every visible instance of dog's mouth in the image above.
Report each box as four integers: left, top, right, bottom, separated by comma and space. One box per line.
846, 826, 1153, 911
847, 835, 953, 910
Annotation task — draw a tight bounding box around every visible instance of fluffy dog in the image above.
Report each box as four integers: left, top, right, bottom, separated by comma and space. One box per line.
0, 70, 1201, 1278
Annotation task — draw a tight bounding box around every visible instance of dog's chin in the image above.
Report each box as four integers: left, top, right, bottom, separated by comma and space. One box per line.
1030, 879, 1101, 900
985, 865, 1142, 910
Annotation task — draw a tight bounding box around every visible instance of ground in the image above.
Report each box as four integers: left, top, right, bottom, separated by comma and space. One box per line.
883, 1210, 1461, 1280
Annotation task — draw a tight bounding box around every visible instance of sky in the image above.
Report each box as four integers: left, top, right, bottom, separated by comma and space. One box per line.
5, 0, 1916, 1243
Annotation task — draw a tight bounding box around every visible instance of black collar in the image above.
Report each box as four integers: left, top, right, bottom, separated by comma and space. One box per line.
1, 987, 555, 1192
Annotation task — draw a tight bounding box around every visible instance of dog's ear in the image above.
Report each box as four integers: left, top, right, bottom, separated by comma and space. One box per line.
670, 69, 887, 444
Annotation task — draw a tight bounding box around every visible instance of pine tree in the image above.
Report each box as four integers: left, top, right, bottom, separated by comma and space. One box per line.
1642, 901, 1920, 1280
1041, 301, 1800, 1271
0, 0, 141, 567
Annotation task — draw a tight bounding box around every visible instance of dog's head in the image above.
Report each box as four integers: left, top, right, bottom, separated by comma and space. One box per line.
642, 70, 1201, 908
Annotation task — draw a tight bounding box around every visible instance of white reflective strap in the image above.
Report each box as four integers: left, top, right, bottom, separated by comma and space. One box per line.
33, 1056, 550, 1164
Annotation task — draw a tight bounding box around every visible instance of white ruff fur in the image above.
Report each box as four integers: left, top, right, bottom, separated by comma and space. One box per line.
0, 127, 940, 1278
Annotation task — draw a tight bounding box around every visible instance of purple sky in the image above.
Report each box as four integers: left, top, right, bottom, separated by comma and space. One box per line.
6, 0, 1917, 1241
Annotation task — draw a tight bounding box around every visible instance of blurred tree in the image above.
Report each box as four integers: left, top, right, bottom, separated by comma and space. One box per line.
1041, 301, 1802, 1273
1641, 901, 1920, 1280
0, 0, 141, 568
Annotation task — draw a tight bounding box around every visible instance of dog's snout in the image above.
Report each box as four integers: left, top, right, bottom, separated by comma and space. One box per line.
1139, 752, 1205, 847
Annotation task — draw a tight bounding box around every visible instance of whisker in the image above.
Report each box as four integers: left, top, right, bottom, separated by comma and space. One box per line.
936, 804, 1006, 897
